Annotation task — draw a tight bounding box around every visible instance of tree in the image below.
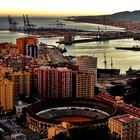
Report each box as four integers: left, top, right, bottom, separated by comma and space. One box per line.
54, 125, 120, 140
109, 85, 125, 96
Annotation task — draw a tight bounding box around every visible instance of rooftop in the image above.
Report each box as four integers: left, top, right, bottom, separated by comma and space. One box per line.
113, 114, 140, 124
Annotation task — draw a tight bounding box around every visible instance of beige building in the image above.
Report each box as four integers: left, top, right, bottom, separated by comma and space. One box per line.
76, 72, 95, 99
0, 78, 14, 111
77, 56, 97, 84
108, 114, 140, 140
0, 66, 13, 78
48, 122, 71, 140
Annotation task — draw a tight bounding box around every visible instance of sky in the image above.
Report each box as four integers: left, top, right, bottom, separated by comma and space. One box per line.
0, 0, 140, 17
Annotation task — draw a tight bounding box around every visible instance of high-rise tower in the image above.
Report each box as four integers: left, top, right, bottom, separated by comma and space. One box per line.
37, 67, 72, 100
0, 78, 14, 111
10, 71, 31, 97
76, 56, 97, 84
76, 72, 95, 99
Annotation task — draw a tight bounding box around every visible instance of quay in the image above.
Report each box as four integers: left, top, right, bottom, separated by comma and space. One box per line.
57, 32, 133, 45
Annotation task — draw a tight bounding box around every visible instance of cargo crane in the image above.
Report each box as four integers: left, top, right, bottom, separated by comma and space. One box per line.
23, 14, 27, 27
8, 15, 18, 31
26, 15, 36, 27
49, 19, 65, 28
23, 14, 36, 30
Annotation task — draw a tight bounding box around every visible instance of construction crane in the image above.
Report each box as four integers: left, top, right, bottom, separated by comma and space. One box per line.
49, 19, 65, 28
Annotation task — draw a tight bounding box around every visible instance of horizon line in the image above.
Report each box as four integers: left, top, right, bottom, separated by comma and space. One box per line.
0, 9, 139, 18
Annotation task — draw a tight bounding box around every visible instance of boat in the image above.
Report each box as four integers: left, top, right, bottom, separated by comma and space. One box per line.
125, 66, 140, 75
97, 54, 120, 78
115, 45, 140, 51
97, 68, 120, 77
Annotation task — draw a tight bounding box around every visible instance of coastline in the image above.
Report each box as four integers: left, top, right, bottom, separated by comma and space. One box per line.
65, 17, 128, 30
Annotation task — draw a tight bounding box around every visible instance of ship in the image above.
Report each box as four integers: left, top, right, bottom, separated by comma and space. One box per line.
97, 68, 120, 78
97, 55, 120, 78
115, 45, 140, 51
126, 66, 140, 75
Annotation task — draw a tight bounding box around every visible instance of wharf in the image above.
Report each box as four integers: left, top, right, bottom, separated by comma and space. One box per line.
57, 36, 131, 45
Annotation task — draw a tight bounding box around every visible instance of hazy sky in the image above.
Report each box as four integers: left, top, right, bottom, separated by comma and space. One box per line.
0, 0, 140, 16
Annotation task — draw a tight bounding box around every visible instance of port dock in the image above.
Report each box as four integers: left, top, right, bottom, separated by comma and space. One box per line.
57, 34, 132, 45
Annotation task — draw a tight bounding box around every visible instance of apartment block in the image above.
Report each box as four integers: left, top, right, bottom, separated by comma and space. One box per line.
0, 78, 14, 111
108, 114, 140, 140
77, 56, 97, 84
76, 72, 95, 99
37, 66, 72, 100
10, 71, 31, 97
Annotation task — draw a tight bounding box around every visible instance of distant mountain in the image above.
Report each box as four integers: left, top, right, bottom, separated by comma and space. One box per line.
67, 10, 140, 23
111, 10, 140, 22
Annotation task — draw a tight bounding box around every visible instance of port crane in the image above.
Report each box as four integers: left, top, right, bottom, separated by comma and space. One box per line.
49, 19, 65, 28
8, 15, 18, 30
23, 14, 36, 28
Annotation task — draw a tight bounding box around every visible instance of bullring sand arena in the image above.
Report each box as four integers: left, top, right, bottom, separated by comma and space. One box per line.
27, 98, 117, 128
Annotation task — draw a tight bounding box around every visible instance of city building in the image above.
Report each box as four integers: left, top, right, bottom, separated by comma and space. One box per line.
22, 129, 40, 140
38, 44, 65, 65
5, 55, 32, 71
11, 133, 26, 140
76, 56, 97, 84
26, 45, 38, 58
26, 65, 39, 97
0, 42, 17, 56
10, 71, 31, 97
76, 72, 95, 99
17, 37, 38, 55
63, 33, 74, 45
15, 101, 30, 116
108, 114, 140, 140
37, 66, 72, 100
48, 122, 71, 140
0, 77, 14, 111
0, 65, 13, 78
57, 67, 72, 98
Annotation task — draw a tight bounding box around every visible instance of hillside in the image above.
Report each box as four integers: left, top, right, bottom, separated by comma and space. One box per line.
111, 10, 140, 22
66, 10, 140, 29
68, 10, 140, 23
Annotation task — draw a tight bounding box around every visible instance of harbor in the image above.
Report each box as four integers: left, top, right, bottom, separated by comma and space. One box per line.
1, 16, 140, 74
7, 15, 134, 44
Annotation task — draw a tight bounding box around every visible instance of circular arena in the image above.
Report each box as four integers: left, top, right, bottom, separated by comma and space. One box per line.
26, 98, 117, 136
